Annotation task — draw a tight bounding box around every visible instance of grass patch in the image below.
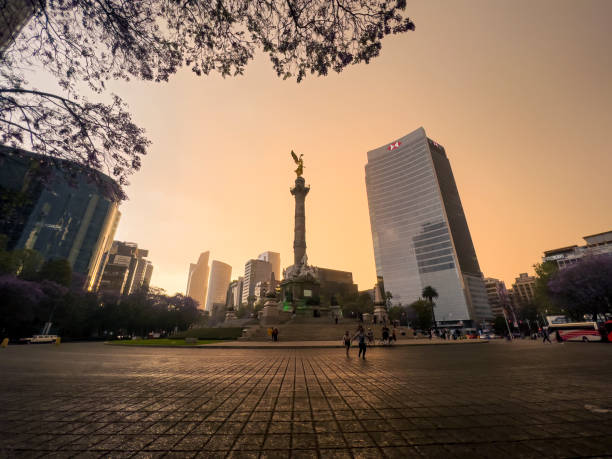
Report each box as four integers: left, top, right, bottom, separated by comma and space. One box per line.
109, 338, 220, 346
172, 327, 243, 340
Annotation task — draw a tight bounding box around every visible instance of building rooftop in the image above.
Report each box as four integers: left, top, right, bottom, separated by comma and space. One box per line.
543, 245, 579, 257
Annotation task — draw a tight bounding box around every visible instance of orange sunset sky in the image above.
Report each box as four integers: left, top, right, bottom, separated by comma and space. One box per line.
98, 0, 612, 296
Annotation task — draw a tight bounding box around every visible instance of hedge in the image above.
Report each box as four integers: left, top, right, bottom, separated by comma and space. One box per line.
172, 327, 243, 340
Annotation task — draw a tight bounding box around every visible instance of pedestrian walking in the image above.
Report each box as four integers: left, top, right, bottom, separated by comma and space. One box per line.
343, 331, 351, 357
367, 328, 374, 344
542, 328, 552, 344
353, 326, 367, 360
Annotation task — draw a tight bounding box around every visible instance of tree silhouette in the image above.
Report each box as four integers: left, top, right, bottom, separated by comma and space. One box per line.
422, 285, 438, 330
1, 0, 415, 197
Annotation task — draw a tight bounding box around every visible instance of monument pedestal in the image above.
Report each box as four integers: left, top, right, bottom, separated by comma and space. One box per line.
260, 299, 281, 324
373, 305, 388, 324
225, 310, 237, 322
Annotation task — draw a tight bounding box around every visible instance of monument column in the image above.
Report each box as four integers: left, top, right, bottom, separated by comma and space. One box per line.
291, 176, 310, 265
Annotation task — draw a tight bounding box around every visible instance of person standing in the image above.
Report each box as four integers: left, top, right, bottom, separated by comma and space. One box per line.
343, 331, 351, 357
353, 326, 367, 360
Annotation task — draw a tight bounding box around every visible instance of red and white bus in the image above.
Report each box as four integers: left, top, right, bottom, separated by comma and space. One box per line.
547, 322, 601, 342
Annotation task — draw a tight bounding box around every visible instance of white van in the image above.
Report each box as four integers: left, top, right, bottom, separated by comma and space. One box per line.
29, 335, 59, 343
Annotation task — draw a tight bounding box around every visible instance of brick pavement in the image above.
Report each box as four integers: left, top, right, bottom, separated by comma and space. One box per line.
0, 342, 611, 458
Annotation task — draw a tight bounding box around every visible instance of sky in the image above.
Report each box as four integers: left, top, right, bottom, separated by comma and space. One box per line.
89, 0, 612, 295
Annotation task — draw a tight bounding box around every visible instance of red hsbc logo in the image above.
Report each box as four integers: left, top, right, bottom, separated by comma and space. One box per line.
387, 141, 402, 151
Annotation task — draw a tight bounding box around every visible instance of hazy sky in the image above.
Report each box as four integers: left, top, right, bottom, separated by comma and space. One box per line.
102, 0, 612, 295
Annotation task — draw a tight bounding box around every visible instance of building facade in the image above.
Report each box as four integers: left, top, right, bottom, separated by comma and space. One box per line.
205, 260, 232, 312
242, 259, 272, 304
226, 277, 244, 308
543, 230, 612, 269
186, 252, 210, 310
511, 273, 536, 306
0, 145, 121, 289
365, 127, 492, 326
484, 277, 507, 318
96, 241, 153, 296
258, 251, 281, 281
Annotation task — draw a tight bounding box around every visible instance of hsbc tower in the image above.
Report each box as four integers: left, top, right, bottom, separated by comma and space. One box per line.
365, 127, 492, 327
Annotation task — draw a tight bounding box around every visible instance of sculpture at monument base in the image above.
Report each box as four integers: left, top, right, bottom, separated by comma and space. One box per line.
373, 276, 389, 323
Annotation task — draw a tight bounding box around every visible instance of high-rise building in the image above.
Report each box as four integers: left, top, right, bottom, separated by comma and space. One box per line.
226, 277, 244, 308
97, 241, 153, 296
0, 145, 121, 290
365, 127, 492, 326
0, 0, 36, 52
186, 263, 197, 295
186, 252, 210, 310
258, 251, 281, 281
543, 230, 612, 269
242, 259, 272, 304
484, 277, 507, 317
131, 253, 154, 293
205, 260, 232, 312
512, 273, 536, 306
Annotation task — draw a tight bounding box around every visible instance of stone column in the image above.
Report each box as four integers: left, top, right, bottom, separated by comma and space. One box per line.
291, 176, 310, 265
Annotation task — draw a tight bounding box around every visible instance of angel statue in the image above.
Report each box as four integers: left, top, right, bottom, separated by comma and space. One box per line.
291, 150, 304, 177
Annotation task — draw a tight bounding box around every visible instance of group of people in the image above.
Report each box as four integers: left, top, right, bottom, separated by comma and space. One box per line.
267, 327, 280, 341
427, 328, 460, 340
342, 325, 398, 359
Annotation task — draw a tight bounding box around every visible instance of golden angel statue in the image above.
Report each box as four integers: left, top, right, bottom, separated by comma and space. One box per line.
291, 150, 304, 177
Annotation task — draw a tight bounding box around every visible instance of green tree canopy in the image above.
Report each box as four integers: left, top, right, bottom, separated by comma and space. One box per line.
38, 258, 72, 287
409, 299, 433, 331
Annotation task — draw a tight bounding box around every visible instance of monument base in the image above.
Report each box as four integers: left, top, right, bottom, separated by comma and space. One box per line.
373, 305, 388, 324
279, 277, 321, 313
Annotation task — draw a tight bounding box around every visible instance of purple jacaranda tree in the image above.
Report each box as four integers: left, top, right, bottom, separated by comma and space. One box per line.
1, 0, 415, 198
0, 274, 46, 339
547, 255, 612, 322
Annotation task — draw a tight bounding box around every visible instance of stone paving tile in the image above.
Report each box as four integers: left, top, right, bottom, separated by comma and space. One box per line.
0, 342, 612, 458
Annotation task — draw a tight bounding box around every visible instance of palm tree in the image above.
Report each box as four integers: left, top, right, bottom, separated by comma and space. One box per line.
422, 286, 439, 331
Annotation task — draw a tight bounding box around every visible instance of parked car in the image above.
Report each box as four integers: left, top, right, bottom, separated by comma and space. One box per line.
478, 331, 496, 339
29, 335, 59, 343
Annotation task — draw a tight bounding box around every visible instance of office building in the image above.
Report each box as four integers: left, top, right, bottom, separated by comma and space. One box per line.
0, 145, 121, 289
97, 241, 153, 296
186, 263, 197, 295
205, 260, 232, 312
242, 258, 272, 304
484, 277, 507, 317
365, 127, 492, 326
258, 251, 281, 281
186, 252, 210, 310
512, 273, 536, 306
226, 277, 244, 308
543, 230, 612, 269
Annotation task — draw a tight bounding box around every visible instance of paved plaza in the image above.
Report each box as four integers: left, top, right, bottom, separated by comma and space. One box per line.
1, 342, 611, 458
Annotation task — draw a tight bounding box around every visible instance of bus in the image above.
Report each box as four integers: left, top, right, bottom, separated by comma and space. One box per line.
601, 320, 612, 342
546, 322, 601, 342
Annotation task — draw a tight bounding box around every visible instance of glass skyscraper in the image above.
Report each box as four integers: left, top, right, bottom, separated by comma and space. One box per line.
365, 127, 491, 326
0, 145, 121, 290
